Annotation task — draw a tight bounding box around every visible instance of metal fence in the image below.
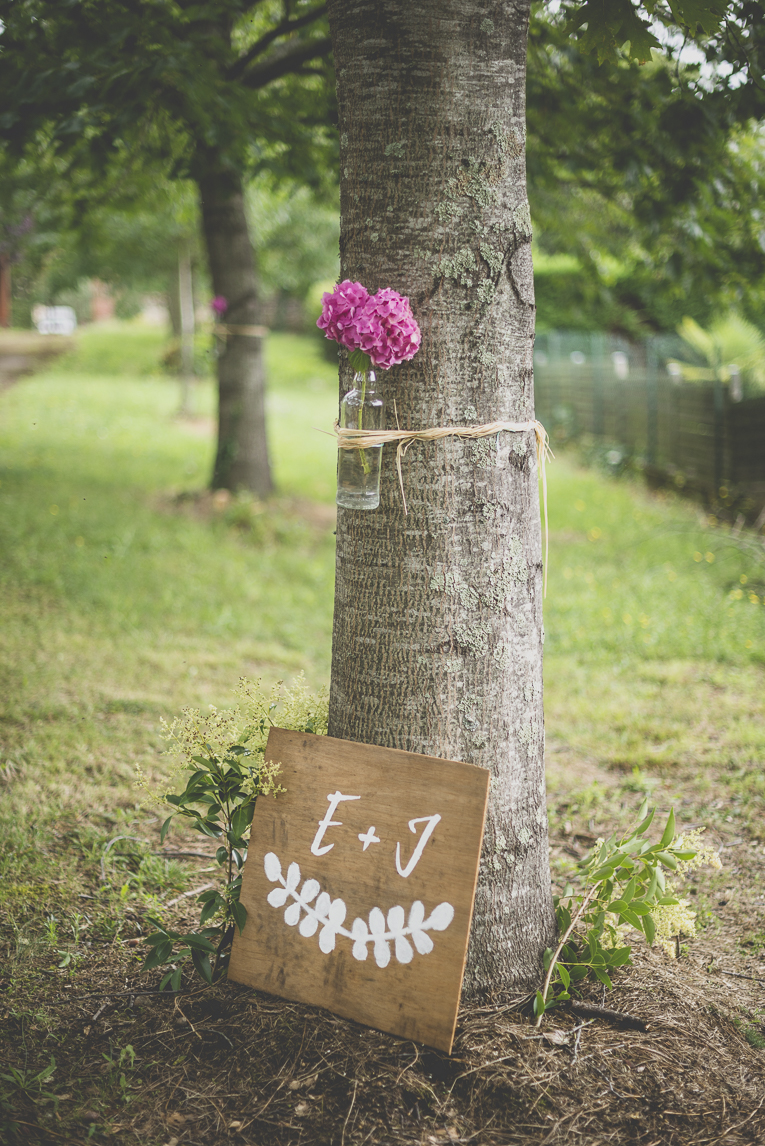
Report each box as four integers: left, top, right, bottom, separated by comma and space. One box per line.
533, 331, 765, 522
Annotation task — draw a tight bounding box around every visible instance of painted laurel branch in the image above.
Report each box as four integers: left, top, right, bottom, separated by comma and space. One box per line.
263, 851, 454, 968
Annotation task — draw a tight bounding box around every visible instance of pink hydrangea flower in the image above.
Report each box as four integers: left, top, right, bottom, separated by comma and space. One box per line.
317, 281, 421, 369
316, 280, 370, 349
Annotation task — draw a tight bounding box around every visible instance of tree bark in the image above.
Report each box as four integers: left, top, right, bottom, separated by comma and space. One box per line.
326, 0, 555, 998
0, 256, 11, 328
178, 241, 195, 416
198, 164, 273, 496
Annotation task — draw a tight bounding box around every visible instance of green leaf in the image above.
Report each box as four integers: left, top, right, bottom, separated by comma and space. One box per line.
620, 907, 642, 930
606, 899, 629, 913
142, 940, 174, 970
160, 815, 175, 843
159, 966, 178, 991
349, 349, 373, 373
543, 947, 553, 971
566, 0, 662, 64
608, 946, 632, 967
181, 933, 217, 953
672, 849, 696, 860
655, 851, 678, 870
232, 899, 248, 934
656, 895, 680, 906
628, 900, 651, 916
659, 809, 676, 850
533, 990, 546, 1018
199, 897, 222, 925
592, 965, 613, 988
666, 0, 728, 37
191, 947, 213, 985
634, 807, 655, 837
196, 820, 223, 839
622, 877, 637, 903
591, 865, 616, 881
231, 803, 253, 837
216, 846, 229, 865
643, 914, 656, 945
558, 963, 571, 989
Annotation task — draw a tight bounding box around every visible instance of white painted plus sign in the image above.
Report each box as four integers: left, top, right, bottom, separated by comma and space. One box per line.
358, 826, 381, 851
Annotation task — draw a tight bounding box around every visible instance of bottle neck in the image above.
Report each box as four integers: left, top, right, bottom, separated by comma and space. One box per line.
352, 369, 380, 396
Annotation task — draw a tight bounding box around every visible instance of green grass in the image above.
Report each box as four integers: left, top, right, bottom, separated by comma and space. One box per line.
0, 323, 339, 838
2, 324, 765, 1142
1, 319, 764, 907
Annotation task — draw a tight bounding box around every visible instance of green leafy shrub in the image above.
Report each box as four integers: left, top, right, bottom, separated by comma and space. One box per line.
137, 676, 327, 989
535, 803, 720, 1023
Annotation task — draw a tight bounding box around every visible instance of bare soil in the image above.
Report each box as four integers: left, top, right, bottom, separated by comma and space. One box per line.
3, 753, 765, 1146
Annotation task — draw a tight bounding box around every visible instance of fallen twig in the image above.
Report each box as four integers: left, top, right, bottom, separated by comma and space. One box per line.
153, 851, 215, 859
716, 969, 765, 987
567, 1001, 649, 1031
164, 881, 216, 907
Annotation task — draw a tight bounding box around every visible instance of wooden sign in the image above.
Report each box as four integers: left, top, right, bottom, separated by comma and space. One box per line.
228, 728, 490, 1053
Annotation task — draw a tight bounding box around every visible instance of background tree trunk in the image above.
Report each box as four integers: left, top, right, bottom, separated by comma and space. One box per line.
326, 0, 555, 998
178, 241, 195, 417
0, 256, 11, 328
198, 164, 273, 496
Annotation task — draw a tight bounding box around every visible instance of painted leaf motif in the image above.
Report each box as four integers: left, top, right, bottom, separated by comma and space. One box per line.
315, 891, 331, 919
267, 887, 288, 908
368, 907, 386, 936
351, 917, 369, 961
285, 862, 301, 891
319, 923, 337, 953
374, 937, 391, 968
301, 879, 320, 903
408, 901, 425, 930
395, 934, 414, 963
328, 898, 347, 927
387, 905, 405, 933
284, 901, 301, 927
263, 852, 282, 882
411, 928, 434, 955
427, 902, 455, 931
299, 913, 319, 937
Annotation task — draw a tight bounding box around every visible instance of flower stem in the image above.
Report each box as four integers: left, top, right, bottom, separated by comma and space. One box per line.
535, 882, 599, 1027
358, 372, 371, 475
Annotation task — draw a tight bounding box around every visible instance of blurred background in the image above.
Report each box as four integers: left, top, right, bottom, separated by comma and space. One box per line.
1, 1, 764, 835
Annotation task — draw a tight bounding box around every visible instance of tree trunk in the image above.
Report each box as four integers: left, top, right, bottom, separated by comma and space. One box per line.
0, 256, 12, 328
178, 241, 195, 416
198, 165, 273, 496
326, 0, 555, 998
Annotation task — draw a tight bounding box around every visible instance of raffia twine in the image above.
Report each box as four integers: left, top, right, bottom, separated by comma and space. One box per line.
332, 417, 553, 595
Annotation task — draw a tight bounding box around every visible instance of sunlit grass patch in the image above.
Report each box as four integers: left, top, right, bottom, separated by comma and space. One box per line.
545, 456, 765, 665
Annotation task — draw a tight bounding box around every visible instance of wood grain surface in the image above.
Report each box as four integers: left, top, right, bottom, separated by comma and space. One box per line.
228, 728, 490, 1052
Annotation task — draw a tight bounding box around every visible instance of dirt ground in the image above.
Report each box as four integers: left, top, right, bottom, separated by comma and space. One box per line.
5, 751, 765, 1146
3, 746, 765, 1146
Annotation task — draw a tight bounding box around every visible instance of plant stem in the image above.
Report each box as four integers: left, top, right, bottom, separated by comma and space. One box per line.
535, 883, 600, 1028
358, 371, 371, 475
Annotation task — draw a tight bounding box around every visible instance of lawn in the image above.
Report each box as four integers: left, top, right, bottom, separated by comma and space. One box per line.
1, 321, 764, 1144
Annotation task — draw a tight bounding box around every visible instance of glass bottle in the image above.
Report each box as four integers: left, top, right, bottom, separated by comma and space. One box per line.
336, 370, 384, 510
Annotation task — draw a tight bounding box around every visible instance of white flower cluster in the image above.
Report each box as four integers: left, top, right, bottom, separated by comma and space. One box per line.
263, 851, 454, 967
